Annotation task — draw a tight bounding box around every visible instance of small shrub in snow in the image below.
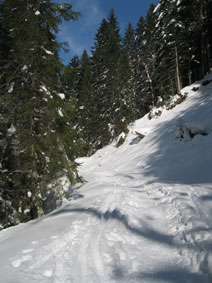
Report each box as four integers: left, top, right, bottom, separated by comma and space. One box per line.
167, 93, 188, 110
148, 108, 162, 120
202, 79, 212, 86
191, 86, 199, 92
116, 135, 125, 147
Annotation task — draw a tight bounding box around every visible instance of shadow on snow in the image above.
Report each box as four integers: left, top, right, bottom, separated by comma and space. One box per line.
47, 205, 211, 282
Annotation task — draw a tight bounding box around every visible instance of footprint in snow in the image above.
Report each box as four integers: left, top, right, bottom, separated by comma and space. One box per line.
11, 249, 34, 268
11, 255, 32, 268
43, 270, 53, 277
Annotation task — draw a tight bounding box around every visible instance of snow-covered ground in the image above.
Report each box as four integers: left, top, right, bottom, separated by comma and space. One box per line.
0, 75, 212, 282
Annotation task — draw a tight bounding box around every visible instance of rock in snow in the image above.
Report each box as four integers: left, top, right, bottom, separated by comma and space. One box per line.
0, 74, 212, 282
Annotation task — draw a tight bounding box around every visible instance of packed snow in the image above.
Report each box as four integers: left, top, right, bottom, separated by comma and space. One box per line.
0, 75, 212, 282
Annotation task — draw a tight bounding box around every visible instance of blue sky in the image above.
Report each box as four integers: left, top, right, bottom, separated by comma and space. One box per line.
57, 0, 158, 64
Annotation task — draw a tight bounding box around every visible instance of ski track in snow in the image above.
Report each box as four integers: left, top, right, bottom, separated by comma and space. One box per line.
2, 172, 212, 283
1, 75, 212, 282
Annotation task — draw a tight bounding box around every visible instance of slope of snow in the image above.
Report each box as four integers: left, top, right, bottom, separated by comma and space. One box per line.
0, 75, 212, 282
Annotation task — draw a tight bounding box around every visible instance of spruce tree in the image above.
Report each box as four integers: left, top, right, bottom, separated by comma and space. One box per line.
153, 0, 212, 100
123, 23, 137, 119
62, 55, 80, 100
131, 8, 157, 118
133, 16, 148, 117
123, 22, 135, 56
0, 0, 80, 228
90, 10, 133, 149
153, 0, 193, 99
75, 50, 94, 155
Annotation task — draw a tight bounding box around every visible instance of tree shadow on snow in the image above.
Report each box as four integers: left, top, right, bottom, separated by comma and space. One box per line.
129, 136, 142, 145
49, 206, 209, 254
50, 206, 172, 244
112, 265, 209, 283
139, 89, 212, 185
47, 206, 211, 282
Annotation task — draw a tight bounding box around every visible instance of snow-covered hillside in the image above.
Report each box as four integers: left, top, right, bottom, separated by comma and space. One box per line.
0, 75, 212, 283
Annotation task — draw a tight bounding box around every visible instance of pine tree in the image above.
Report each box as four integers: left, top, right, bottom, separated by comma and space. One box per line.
142, 4, 157, 106
62, 55, 80, 100
123, 22, 135, 56
90, 10, 133, 149
131, 7, 157, 118
0, 0, 80, 228
153, 0, 193, 99
186, 0, 212, 79
75, 50, 94, 155
153, 0, 212, 101
134, 16, 151, 117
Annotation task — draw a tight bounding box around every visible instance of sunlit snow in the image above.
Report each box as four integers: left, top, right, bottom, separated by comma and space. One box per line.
6, 124, 16, 136
57, 108, 64, 117
8, 82, 15, 93
0, 74, 212, 282
57, 92, 65, 100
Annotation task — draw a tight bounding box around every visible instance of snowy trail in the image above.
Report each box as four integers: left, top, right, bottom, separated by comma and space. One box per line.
0, 168, 211, 282
1, 76, 212, 282
1, 171, 210, 283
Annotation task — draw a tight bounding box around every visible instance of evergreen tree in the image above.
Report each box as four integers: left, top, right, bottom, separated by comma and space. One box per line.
142, 4, 157, 105
75, 50, 94, 155
153, 0, 194, 99
131, 6, 157, 118
0, 0, 80, 228
153, 0, 212, 100
122, 23, 137, 119
132, 16, 147, 117
62, 55, 80, 100
123, 22, 135, 56
90, 10, 133, 149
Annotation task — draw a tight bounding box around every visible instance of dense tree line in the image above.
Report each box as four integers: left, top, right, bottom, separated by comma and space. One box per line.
0, 0, 212, 228
65, 0, 212, 156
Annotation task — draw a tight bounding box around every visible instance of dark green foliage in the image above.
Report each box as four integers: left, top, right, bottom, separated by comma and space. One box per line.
116, 135, 126, 148
153, 0, 212, 102
66, 10, 134, 155
90, 10, 134, 146
63, 0, 212, 159
123, 22, 135, 56
0, 0, 81, 229
129, 5, 157, 118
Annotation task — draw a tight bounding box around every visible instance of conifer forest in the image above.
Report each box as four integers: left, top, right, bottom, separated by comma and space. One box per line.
0, 0, 212, 229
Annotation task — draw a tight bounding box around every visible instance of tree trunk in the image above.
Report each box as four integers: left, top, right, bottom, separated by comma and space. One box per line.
144, 63, 154, 106
175, 45, 182, 93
